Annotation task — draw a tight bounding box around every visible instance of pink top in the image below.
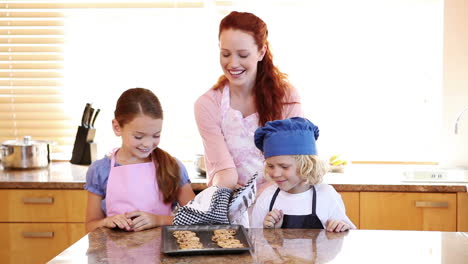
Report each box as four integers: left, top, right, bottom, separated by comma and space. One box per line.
194, 85, 303, 186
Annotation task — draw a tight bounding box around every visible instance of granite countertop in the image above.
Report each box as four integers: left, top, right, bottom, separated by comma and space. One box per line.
0, 162, 466, 192
48, 227, 468, 264
0, 161, 208, 190
0, 162, 89, 189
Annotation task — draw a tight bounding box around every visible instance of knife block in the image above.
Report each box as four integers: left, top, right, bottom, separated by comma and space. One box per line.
70, 126, 97, 165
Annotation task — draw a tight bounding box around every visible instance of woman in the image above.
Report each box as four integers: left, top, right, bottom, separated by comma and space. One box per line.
194, 11, 303, 224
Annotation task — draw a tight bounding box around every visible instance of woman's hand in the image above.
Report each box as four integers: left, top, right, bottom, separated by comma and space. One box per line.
103, 214, 133, 231
326, 219, 350, 232
126, 211, 174, 232
263, 209, 283, 228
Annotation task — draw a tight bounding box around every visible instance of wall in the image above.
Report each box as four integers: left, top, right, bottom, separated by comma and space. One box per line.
441, 0, 468, 168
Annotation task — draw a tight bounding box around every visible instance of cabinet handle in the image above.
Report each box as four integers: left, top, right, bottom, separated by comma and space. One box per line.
415, 201, 449, 208
22, 197, 54, 204
22, 232, 54, 238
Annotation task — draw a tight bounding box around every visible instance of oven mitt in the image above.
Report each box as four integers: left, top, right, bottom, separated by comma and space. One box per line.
228, 173, 257, 223
173, 173, 258, 225
173, 186, 232, 225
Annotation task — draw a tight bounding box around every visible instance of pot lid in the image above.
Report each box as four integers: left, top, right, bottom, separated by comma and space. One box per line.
2, 136, 49, 146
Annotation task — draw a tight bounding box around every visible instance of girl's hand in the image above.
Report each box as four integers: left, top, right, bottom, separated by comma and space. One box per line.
263, 209, 283, 228
326, 219, 350, 232
104, 214, 133, 231
126, 211, 158, 232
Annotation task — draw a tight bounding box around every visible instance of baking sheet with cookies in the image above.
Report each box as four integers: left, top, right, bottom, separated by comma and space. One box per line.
162, 225, 252, 256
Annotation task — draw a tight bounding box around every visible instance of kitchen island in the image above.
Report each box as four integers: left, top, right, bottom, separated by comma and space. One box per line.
48, 226, 468, 264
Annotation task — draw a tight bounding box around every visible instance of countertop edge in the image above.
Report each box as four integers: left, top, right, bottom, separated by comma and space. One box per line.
0, 182, 86, 189
0, 182, 465, 193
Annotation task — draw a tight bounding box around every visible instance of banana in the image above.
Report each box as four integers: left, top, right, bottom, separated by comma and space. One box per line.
329, 154, 349, 166
331, 159, 346, 166
329, 155, 340, 163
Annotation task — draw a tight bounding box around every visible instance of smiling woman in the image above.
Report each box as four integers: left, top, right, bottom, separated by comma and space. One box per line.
0, 0, 444, 164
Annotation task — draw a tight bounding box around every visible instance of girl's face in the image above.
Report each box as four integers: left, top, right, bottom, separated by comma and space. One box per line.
219, 29, 266, 90
112, 114, 162, 162
265, 155, 309, 194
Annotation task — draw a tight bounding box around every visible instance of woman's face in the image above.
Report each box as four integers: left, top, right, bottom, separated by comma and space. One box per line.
219, 29, 266, 90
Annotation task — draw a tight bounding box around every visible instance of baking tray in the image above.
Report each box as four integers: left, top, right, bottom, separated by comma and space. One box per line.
161, 225, 251, 256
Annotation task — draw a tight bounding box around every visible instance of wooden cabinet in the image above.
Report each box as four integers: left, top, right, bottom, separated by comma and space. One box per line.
0, 190, 87, 264
360, 192, 457, 231
457, 192, 468, 231
339, 192, 360, 228
0, 223, 85, 264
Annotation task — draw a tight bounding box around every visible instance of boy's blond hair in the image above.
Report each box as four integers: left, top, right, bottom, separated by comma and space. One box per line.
293, 155, 328, 185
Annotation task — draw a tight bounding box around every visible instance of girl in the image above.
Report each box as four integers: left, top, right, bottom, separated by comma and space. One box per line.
251, 117, 355, 232
85, 88, 195, 232
194, 11, 303, 225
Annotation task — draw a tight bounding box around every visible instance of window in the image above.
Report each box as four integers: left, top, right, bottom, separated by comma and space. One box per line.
0, 3, 70, 154
1, 0, 443, 162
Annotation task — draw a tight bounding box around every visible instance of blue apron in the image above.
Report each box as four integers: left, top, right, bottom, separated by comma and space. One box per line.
269, 186, 324, 229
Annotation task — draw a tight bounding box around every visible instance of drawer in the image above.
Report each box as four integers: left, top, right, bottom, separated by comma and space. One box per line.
0, 223, 86, 264
360, 192, 457, 231
0, 190, 87, 222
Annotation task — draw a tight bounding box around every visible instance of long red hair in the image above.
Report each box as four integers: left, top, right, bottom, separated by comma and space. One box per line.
213, 11, 298, 126
114, 88, 180, 204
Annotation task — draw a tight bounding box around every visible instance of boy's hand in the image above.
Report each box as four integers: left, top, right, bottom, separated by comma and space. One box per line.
326, 219, 350, 232
104, 214, 133, 231
263, 209, 283, 228
126, 211, 157, 232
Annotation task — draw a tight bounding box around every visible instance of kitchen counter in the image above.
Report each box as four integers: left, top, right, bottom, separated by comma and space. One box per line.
0, 162, 88, 189
1, 162, 466, 192
47, 227, 468, 264
0, 161, 208, 190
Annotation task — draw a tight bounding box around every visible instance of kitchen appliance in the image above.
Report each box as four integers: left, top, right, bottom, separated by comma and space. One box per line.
0, 136, 50, 169
194, 154, 206, 176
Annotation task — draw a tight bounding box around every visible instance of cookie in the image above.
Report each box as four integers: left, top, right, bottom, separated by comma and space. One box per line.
212, 229, 244, 248
173, 230, 196, 238
211, 233, 235, 242
177, 236, 200, 243
213, 229, 237, 236
217, 239, 244, 248
173, 230, 203, 250
179, 241, 203, 249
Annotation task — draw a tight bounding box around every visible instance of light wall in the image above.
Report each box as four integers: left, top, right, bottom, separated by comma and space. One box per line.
441, 0, 468, 168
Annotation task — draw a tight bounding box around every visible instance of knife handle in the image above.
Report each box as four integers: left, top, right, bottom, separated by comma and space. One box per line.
87, 107, 94, 128
81, 103, 91, 127
91, 109, 100, 127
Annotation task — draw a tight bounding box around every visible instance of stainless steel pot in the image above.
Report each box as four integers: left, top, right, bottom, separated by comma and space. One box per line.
0, 136, 51, 169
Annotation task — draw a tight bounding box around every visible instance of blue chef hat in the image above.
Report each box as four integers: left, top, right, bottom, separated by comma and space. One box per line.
254, 117, 319, 158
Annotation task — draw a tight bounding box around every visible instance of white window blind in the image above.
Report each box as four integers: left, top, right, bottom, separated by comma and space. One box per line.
0, 4, 70, 153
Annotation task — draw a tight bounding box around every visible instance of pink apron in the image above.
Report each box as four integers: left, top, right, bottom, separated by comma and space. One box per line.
221, 85, 267, 190
105, 149, 172, 217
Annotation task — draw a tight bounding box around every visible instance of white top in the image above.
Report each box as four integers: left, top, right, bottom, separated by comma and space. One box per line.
251, 184, 356, 229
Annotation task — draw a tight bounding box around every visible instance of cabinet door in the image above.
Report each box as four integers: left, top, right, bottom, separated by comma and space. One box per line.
0, 189, 87, 222
360, 192, 456, 231
338, 192, 360, 228
0, 223, 86, 264
458, 192, 468, 231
